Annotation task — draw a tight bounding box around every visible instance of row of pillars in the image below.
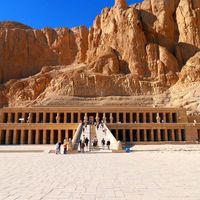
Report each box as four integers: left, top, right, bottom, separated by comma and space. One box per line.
1, 112, 178, 124
112, 129, 186, 142
0, 129, 76, 145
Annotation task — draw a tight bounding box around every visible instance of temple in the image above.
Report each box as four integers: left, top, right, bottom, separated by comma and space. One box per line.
0, 106, 200, 147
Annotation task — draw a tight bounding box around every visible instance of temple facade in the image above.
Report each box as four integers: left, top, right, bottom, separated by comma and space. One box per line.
0, 106, 200, 145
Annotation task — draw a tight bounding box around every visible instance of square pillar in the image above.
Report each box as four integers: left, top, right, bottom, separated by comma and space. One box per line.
65, 129, 69, 141
150, 113, 153, 123
136, 113, 139, 123
50, 130, 54, 144
58, 130, 62, 143
137, 129, 140, 142
123, 129, 126, 142
13, 130, 17, 145
43, 112, 46, 123
28, 130, 32, 144
123, 113, 126, 123
21, 130, 25, 144
130, 113, 133, 123
5, 130, 10, 145
171, 129, 175, 141
71, 113, 74, 123
64, 113, 67, 123
157, 129, 161, 141
36, 113, 39, 123
35, 130, 40, 144
144, 130, 147, 141
43, 130, 47, 144
116, 113, 119, 123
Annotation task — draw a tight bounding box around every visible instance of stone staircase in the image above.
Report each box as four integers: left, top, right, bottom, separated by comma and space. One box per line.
95, 125, 113, 153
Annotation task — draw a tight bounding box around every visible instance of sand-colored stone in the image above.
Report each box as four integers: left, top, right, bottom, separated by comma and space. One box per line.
0, 0, 200, 114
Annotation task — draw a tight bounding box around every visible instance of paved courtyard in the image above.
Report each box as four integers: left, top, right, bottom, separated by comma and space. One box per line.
0, 145, 200, 200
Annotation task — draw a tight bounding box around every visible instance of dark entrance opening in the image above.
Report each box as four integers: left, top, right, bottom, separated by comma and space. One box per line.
132, 113, 137, 123
87, 113, 96, 123
68, 130, 73, 140
8, 130, 14, 144
53, 130, 58, 144
46, 113, 50, 123
31, 130, 36, 144
39, 130, 43, 144
153, 129, 158, 141
119, 113, 124, 123
140, 130, 144, 141
3, 113, 8, 123
1, 130, 6, 144
139, 113, 143, 123
125, 129, 130, 142
152, 113, 157, 123
126, 113, 130, 123
133, 130, 137, 141
67, 113, 71, 123
46, 130, 51, 144
146, 129, 151, 141
146, 113, 150, 123
99, 113, 103, 122
32, 113, 36, 123
198, 130, 200, 142
118, 129, 123, 141
39, 113, 43, 123
60, 113, 64, 123
74, 113, 78, 123
11, 113, 15, 123
166, 113, 170, 123
172, 113, 177, 123
160, 129, 165, 141
112, 113, 117, 123
80, 113, 85, 122
106, 113, 110, 123
24, 130, 28, 144
16, 130, 21, 144
53, 113, 57, 123
174, 129, 179, 141
167, 129, 172, 141
181, 129, 186, 141
61, 130, 66, 143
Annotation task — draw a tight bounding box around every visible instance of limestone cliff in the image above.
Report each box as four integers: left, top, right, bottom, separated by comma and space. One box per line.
0, 0, 200, 113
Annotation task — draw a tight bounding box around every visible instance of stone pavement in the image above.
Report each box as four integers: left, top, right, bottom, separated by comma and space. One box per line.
0, 145, 200, 200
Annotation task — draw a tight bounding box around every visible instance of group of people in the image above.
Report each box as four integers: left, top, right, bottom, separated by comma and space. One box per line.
101, 138, 111, 150
79, 135, 89, 153
55, 138, 72, 154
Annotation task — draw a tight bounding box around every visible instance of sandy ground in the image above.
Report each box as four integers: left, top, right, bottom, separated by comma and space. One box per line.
0, 145, 200, 200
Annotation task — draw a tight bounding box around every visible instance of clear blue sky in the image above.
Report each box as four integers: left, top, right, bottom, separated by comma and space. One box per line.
0, 0, 142, 29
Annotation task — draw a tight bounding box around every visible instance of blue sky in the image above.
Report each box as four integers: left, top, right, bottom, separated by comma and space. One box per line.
0, 0, 142, 29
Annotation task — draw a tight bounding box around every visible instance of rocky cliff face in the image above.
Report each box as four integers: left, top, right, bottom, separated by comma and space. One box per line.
0, 0, 200, 113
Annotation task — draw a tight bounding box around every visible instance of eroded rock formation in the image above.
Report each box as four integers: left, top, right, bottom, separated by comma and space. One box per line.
0, 0, 200, 112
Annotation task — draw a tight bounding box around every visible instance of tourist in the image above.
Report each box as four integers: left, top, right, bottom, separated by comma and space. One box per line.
101, 138, 105, 149
63, 142, 67, 154
107, 140, 111, 150
80, 141, 85, 153
79, 139, 82, 152
58, 142, 62, 154
67, 138, 73, 152
55, 142, 60, 154
93, 136, 98, 149
85, 137, 89, 150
